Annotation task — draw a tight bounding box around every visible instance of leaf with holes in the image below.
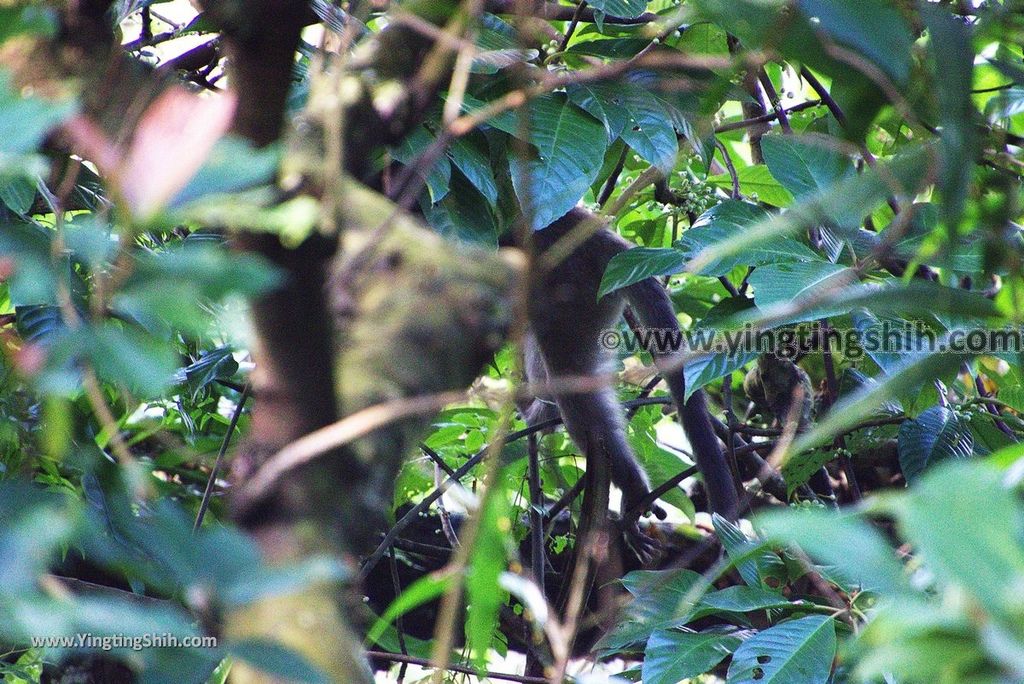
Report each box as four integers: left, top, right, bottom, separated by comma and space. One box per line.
569, 81, 678, 171
727, 614, 836, 684
510, 93, 607, 229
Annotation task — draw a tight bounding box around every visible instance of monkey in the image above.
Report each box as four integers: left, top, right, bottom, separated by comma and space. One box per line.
522, 207, 741, 530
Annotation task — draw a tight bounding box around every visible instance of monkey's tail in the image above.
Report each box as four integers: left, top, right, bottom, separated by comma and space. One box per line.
624, 279, 741, 521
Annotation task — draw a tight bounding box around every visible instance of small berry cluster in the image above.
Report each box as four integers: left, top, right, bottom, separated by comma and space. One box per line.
672, 172, 720, 215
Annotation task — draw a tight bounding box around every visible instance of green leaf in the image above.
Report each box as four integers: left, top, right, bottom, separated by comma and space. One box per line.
900, 462, 1024, 623
714, 515, 787, 589
0, 174, 35, 214
922, 5, 977, 231
747, 278, 1003, 332
0, 483, 73, 593
115, 243, 282, 335
227, 639, 329, 684
678, 201, 820, 277
708, 165, 794, 208
569, 81, 678, 171
642, 630, 742, 684
465, 470, 512, 670
683, 297, 759, 400
169, 137, 280, 210
173, 347, 239, 400
597, 568, 708, 653
0, 70, 75, 158
795, 0, 914, 86
897, 406, 974, 483
850, 310, 935, 376
699, 586, 792, 613
726, 614, 836, 684
761, 134, 853, 201
366, 573, 453, 647
421, 171, 499, 245
985, 85, 1024, 120
509, 93, 608, 229
566, 38, 650, 60
567, 82, 630, 141
392, 126, 452, 204
747, 261, 854, 309
598, 247, 686, 298
688, 145, 931, 276
587, 0, 648, 19
758, 508, 907, 594
52, 325, 177, 397
446, 133, 498, 205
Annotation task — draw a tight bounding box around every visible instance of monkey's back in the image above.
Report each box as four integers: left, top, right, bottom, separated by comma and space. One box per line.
528, 208, 630, 374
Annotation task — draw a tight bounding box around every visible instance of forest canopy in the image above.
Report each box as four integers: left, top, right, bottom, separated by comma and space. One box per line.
1, 1, 1024, 683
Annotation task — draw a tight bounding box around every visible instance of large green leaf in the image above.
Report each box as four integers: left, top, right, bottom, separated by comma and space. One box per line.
761, 134, 853, 202
708, 165, 794, 208
597, 568, 708, 653
747, 261, 854, 309
899, 462, 1024, 624
0, 70, 75, 159
726, 614, 836, 684
714, 515, 787, 589
851, 310, 935, 376
0, 175, 35, 214
465, 470, 512, 670
688, 145, 932, 276
923, 5, 977, 231
598, 247, 686, 298
392, 126, 452, 204
421, 172, 499, 245
698, 586, 792, 613
509, 94, 607, 229
42, 325, 177, 397
736, 275, 1002, 331
795, 0, 914, 86
678, 201, 821, 277
587, 0, 649, 19
569, 82, 678, 171
683, 296, 759, 400
566, 38, 650, 60
642, 630, 742, 684
897, 406, 974, 483
758, 508, 908, 595
446, 133, 498, 205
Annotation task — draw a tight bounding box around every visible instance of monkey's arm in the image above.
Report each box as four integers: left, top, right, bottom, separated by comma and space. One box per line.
624, 278, 741, 521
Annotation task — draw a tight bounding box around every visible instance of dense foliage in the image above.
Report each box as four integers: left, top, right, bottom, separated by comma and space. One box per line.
1, 0, 1024, 683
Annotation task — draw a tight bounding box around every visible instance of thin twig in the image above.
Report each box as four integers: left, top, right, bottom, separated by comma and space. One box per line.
194, 383, 251, 531
758, 68, 791, 134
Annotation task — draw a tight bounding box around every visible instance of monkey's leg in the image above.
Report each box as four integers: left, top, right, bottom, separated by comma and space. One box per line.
556, 388, 663, 563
